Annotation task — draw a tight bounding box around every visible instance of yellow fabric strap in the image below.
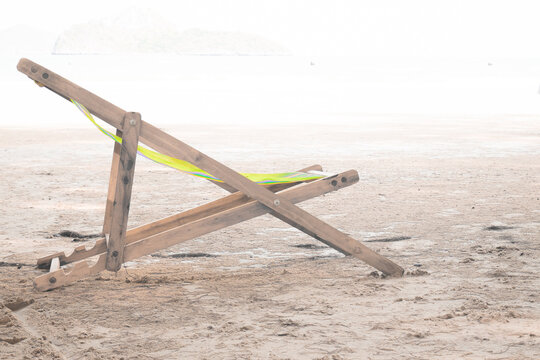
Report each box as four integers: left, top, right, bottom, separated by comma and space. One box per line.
71, 99, 323, 184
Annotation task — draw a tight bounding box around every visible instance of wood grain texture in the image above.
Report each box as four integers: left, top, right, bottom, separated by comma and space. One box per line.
102, 129, 123, 235
105, 113, 141, 272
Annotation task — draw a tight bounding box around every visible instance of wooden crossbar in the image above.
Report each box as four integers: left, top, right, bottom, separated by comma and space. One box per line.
105, 112, 141, 271
102, 129, 123, 235
17, 58, 404, 291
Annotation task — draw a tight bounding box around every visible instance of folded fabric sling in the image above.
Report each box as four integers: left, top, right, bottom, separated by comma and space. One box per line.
72, 99, 325, 185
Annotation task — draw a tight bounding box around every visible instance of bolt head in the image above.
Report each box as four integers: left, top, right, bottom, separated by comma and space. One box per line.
273, 199, 280, 206
129, 119, 136, 126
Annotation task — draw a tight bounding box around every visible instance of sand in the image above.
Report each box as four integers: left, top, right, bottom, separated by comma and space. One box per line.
1, 116, 539, 359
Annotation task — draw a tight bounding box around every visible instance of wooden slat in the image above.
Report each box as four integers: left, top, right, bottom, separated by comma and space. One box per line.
35, 256, 107, 292
102, 129, 123, 235
105, 113, 141, 271
33, 170, 359, 291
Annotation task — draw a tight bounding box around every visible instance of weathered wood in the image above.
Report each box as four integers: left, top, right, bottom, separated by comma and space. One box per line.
102, 129, 123, 235
105, 113, 141, 271
35, 255, 107, 292
36, 165, 321, 269
211, 179, 237, 193
33, 170, 359, 291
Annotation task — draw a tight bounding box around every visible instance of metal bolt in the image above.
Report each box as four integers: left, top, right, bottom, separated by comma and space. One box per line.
112, 251, 119, 257
49, 277, 56, 284
129, 119, 136, 126
273, 199, 280, 206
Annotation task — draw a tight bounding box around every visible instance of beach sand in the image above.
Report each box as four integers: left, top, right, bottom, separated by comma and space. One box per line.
1, 117, 539, 359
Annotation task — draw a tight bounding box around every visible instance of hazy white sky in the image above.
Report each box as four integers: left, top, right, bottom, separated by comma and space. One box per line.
2, 0, 540, 57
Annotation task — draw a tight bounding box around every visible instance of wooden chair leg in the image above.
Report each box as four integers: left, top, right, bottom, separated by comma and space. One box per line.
102, 129, 122, 236
105, 113, 141, 272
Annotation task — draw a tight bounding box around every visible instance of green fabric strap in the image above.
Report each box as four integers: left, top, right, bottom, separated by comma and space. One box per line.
71, 99, 323, 185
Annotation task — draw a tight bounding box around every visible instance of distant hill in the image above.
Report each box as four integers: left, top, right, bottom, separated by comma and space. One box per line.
0, 25, 55, 54
53, 9, 289, 55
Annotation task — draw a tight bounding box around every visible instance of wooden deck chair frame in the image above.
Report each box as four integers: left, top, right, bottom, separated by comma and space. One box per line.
17, 58, 403, 291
